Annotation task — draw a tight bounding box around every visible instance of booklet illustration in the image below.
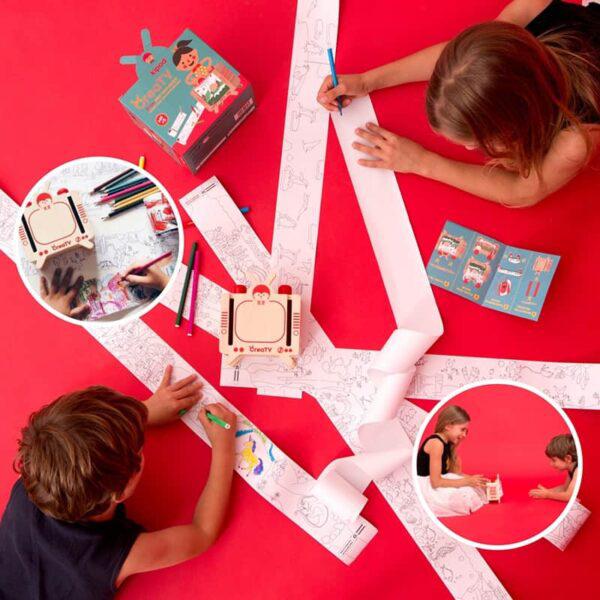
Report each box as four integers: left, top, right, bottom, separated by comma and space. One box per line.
427, 221, 560, 321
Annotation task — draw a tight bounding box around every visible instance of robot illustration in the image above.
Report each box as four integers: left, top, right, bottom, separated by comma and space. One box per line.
219, 277, 301, 368
19, 188, 94, 269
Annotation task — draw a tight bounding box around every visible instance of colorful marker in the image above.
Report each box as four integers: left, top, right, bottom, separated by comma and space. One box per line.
175, 242, 198, 327
327, 48, 343, 116
206, 411, 231, 430
187, 247, 200, 336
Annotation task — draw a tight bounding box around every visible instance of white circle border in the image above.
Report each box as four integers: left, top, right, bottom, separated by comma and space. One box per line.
411, 379, 584, 551
13, 156, 184, 329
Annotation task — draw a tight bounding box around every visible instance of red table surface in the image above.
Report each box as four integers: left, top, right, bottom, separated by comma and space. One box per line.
0, 1, 598, 598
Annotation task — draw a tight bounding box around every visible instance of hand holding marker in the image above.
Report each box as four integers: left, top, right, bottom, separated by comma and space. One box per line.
327, 48, 343, 116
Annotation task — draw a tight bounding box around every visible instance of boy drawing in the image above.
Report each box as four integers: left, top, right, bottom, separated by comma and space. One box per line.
0, 366, 236, 599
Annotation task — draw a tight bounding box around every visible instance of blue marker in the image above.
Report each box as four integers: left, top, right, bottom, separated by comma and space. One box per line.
326, 48, 343, 116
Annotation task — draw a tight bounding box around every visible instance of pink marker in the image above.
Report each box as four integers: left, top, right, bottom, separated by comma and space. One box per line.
129, 251, 173, 276
187, 249, 200, 336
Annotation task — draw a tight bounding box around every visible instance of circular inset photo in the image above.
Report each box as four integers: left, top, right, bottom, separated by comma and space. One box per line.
15, 157, 182, 325
413, 381, 582, 550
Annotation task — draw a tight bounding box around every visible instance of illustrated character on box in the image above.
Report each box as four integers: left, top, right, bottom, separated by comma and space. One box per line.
437, 232, 466, 260
485, 474, 503, 502
462, 259, 490, 288
121, 30, 201, 141
172, 39, 240, 113
19, 188, 94, 269
219, 276, 301, 368
473, 237, 500, 260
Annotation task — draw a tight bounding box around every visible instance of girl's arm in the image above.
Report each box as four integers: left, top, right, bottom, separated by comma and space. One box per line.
318, 0, 551, 110
115, 404, 236, 586
354, 123, 594, 207
426, 439, 487, 489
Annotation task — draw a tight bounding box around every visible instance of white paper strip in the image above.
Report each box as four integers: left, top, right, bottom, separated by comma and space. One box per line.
180, 180, 510, 599
87, 319, 376, 564
545, 500, 591, 551
408, 354, 600, 409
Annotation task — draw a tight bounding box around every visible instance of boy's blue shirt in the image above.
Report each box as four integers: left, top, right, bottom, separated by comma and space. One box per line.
0, 479, 142, 600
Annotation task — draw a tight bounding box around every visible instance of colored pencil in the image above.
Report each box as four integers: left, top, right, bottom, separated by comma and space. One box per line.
101, 199, 145, 220
129, 251, 173, 276
187, 247, 200, 336
175, 242, 198, 327
98, 177, 150, 198
111, 186, 158, 210
327, 48, 343, 116
91, 168, 136, 194
206, 411, 231, 430
101, 180, 155, 204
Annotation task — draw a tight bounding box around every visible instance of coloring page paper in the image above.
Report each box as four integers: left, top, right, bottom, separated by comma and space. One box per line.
88, 318, 376, 566
15, 160, 179, 321
427, 221, 560, 321
408, 354, 600, 410
0, 190, 18, 261
545, 500, 591, 551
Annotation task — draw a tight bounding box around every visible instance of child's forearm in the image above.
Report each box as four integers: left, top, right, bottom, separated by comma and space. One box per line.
418, 151, 543, 206
192, 447, 235, 543
363, 42, 448, 91
430, 476, 471, 489
543, 489, 573, 502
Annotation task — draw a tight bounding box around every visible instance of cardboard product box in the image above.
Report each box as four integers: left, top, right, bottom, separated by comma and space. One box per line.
120, 29, 255, 173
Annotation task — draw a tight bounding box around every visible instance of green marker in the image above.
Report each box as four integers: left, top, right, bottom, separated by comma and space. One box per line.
206, 411, 231, 430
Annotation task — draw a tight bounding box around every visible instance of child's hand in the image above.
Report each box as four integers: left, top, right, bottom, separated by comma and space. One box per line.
146, 365, 202, 426
198, 403, 236, 452
466, 474, 489, 489
121, 263, 170, 291
529, 485, 549, 499
353, 123, 429, 174
40, 267, 90, 319
317, 73, 369, 111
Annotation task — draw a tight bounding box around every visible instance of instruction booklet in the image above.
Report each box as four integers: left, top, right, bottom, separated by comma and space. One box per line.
427, 221, 560, 321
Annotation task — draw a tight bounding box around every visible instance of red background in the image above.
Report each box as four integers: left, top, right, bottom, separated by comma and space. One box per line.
0, 1, 598, 598
422, 384, 572, 545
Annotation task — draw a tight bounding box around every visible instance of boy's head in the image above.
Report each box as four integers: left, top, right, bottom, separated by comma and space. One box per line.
545, 434, 577, 471
15, 387, 148, 522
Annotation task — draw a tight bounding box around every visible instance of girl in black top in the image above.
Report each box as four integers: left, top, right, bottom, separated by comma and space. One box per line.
416, 405, 489, 517
318, 0, 599, 207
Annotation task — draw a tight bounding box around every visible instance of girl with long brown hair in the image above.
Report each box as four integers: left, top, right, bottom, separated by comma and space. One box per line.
317, 0, 599, 207
416, 405, 489, 517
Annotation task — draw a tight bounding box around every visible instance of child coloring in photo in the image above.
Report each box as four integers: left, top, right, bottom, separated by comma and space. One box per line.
318, 0, 600, 206
416, 405, 489, 517
0, 366, 236, 599
529, 433, 579, 501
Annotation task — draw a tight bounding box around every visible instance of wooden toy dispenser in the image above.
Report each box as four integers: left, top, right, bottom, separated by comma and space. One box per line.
19, 188, 94, 269
219, 277, 301, 368
485, 474, 503, 502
